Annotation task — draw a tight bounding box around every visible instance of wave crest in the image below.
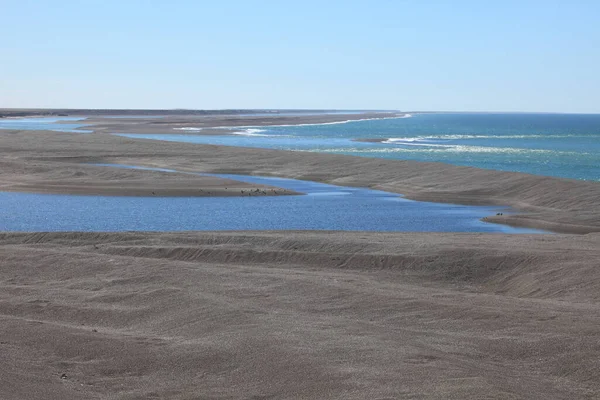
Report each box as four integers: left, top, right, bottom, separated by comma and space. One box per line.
174, 127, 203, 131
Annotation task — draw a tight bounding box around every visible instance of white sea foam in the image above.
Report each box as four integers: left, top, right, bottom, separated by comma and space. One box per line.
312, 146, 584, 156
228, 128, 295, 138
382, 137, 453, 147
215, 115, 411, 130
382, 133, 593, 141
230, 128, 270, 137
266, 115, 410, 127
174, 127, 203, 131
384, 137, 435, 144
386, 142, 451, 148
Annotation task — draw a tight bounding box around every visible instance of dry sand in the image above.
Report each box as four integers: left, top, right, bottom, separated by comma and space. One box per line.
79, 112, 403, 135
0, 158, 296, 198
1, 231, 600, 399
1, 114, 600, 398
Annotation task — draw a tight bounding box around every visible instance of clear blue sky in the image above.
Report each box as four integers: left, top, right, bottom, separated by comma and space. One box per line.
2, 0, 599, 112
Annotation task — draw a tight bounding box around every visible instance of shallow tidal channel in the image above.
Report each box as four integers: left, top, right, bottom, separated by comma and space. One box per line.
0, 164, 546, 233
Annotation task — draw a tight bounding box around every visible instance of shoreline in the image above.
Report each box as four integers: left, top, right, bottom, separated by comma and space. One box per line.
79, 111, 405, 135
0, 128, 598, 233
108, 114, 411, 137
0, 184, 299, 198
0, 160, 299, 198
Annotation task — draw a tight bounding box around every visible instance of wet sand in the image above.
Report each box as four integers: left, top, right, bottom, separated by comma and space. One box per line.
0, 161, 297, 198
353, 137, 389, 143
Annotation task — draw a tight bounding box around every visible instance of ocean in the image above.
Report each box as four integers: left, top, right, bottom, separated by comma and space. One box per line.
1, 113, 598, 181
118, 113, 600, 181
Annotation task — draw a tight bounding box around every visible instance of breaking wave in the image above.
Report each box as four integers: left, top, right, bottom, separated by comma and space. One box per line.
220, 115, 411, 130
174, 127, 203, 131
311, 146, 587, 156
381, 133, 595, 142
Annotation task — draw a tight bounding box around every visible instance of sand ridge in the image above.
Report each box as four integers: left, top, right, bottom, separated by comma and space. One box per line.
0, 153, 298, 198
80, 112, 404, 135
1, 231, 600, 399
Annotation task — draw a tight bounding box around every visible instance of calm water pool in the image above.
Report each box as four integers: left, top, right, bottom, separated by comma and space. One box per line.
0, 166, 546, 233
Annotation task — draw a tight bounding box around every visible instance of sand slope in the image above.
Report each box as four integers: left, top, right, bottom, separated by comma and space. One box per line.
0, 138, 297, 197
1, 231, 600, 399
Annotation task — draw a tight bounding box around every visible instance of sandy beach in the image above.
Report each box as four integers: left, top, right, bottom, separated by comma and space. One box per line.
1, 113, 600, 398
5, 0, 600, 396
2, 231, 600, 399
79, 112, 405, 135
0, 109, 404, 135
0, 158, 297, 198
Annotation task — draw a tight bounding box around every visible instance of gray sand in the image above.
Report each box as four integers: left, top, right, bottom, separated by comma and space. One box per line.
1, 113, 600, 399
1, 231, 600, 399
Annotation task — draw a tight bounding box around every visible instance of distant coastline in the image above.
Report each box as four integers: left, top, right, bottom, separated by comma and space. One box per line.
0, 108, 401, 119
78, 111, 407, 135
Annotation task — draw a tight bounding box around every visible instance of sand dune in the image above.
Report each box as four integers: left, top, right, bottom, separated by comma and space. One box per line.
1, 231, 600, 399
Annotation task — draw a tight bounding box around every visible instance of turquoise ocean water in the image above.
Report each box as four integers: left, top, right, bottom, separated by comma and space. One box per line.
117, 113, 600, 181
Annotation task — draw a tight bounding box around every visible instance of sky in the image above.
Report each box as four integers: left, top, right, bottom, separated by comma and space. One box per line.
1, 0, 599, 112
